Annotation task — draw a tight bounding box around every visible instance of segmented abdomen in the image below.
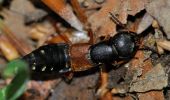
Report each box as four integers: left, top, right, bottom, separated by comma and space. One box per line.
22, 43, 71, 74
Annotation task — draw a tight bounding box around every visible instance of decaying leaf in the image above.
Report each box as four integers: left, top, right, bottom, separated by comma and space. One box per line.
146, 0, 170, 39
129, 63, 168, 92
10, 0, 47, 24
22, 80, 61, 100
136, 13, 154, 34
88, 0, 149, 41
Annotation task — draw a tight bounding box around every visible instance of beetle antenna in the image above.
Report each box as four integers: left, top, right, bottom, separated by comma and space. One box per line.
109, 12, 126, 29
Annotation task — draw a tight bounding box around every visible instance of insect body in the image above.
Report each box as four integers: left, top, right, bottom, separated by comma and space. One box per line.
90, 31, 138, 64
22, 31, 139, 74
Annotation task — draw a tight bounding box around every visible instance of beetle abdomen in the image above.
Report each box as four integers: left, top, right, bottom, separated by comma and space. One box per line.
23, 43, 71, 74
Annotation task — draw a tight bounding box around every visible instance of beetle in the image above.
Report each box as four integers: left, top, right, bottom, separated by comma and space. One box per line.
21, 12, 141, 76
22, 30, 139, 75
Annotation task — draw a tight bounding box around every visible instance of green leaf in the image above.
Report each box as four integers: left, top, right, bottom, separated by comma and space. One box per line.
0, 59, 30, 100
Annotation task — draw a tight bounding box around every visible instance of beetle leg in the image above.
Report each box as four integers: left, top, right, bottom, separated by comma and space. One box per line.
62, 72, 74, 83
96, 65, 110, 98
59, 33, 72, 44
112, 61, 126, 67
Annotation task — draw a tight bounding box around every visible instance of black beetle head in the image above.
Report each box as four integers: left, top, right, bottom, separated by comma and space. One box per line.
110, 31, 139, 59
